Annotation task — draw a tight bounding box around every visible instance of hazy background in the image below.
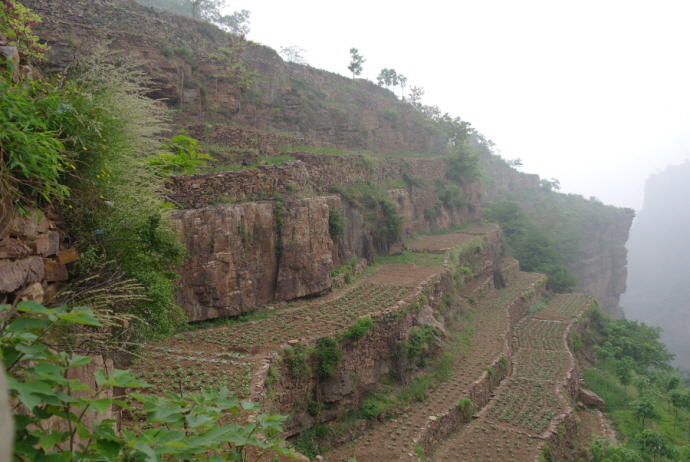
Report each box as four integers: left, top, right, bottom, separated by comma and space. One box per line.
227, 0, 690, 211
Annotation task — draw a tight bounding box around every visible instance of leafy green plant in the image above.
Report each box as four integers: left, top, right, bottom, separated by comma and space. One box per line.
344, 316, 374, 341
328, 208, 344, 238
359, 399, 382, 420
211, 33, 256, 91
148, 135, 215, 175
0, 74, 70, 212
457, 398, 473, 419
285, 345, 311, 378
314, 337, 342, 377
2, 301, 296, 461
0, 0, 48, 62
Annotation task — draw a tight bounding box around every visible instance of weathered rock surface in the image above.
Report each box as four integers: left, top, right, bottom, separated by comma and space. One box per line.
318, 371, 353, 403
275, 198, 333, 300
174, 197, 335, 321
0, 257, 44, 294
414, 305, 448, 337
569, 209, 635, 316
580, 388, 606, 411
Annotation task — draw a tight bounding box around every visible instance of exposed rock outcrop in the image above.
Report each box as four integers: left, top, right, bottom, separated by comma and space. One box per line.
570, 208, 635, 317
174, 197, 336, 321
274, 198, 333, 300
580, 388, 606, 411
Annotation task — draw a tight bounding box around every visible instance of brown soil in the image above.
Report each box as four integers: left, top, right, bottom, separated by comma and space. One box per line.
365, 264, 444, 286
407, 232, 481, 253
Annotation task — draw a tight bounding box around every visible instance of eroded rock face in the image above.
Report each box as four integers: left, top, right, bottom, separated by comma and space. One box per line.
568, 209, 635, 317
174, 202, 278, 321
174, 197, 335, 321
275, 198, 333, 300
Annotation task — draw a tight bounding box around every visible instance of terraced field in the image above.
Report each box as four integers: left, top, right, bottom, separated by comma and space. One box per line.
129, 224, 592, 462
324, 269, 546, 461
430, 294, 593, 462
130, 229, 483, 404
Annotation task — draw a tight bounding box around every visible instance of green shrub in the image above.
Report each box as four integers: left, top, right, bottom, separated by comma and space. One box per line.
147, 135, 215, 175
344, 316, 374, 341
359, 399, 382, 420
314, 337, 343, 377
0, 75, 69, 212
457, 398, 473, 419
308, 398, 324, 416
285, 345, 311, 378
328, 208, 344, 238
405, 326, 439, 358
383, 109, 399, 121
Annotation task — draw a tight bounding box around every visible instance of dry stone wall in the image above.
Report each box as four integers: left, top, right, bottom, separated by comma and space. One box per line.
0, 212, 78, 306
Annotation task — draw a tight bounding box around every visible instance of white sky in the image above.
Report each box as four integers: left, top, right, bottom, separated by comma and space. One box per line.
227, 0, 690, 210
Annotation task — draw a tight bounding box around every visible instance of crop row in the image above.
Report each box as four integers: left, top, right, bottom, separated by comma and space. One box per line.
178, 284, 408, 350
516, 319, 567, 350
476, 272, 545, 310
514, 349, 568, 382
309, 283, 408, 324
435, 425, 539, 462
536, 294, 591, 320
486, 378, 563, 433
132, 355, 255, 398
145, 346, 246, 360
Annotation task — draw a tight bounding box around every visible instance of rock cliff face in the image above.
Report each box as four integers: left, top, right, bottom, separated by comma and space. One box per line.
26, 0, 450, 155
622, 161, 690, 368
173, 182, 481, 321
569, 209, 635, 317
174, 198, 337, 322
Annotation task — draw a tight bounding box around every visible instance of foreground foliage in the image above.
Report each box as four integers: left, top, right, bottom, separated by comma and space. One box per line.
2, 301, 296, 461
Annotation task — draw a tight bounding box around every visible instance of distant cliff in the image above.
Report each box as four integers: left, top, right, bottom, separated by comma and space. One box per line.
622, 161, 690, 369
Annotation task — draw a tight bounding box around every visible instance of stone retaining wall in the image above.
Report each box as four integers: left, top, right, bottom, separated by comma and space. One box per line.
187, 125, 332, 155
0, 212, 78, 306
164, 151, 456, 210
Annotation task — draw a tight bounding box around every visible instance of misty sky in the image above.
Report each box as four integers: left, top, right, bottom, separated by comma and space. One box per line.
226, 0, 690, 211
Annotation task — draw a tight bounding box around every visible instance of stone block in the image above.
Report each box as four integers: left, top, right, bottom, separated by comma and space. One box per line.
0, 238, 30, 259
57, 248, 79, 264
30, 233, 51, 255
10, 213, 50, 239
43, 259, 69, 282
579, 388, 605, 411
0, 257, 44, 293
18, 282, 44, 303
41, 231, 60, 257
